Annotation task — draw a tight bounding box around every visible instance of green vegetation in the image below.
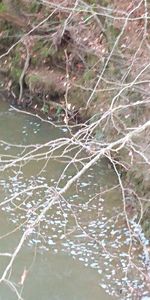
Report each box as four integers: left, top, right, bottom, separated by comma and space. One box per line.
11, 66, 22, 81
41, 103, 49, 113
0, 2, 7, 12
30, 1, 41, 13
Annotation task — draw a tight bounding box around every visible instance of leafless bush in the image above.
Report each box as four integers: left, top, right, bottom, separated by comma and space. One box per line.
0, 0, 150, 299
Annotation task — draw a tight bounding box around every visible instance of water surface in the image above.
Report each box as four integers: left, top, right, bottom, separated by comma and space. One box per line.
0, 101, 149, 300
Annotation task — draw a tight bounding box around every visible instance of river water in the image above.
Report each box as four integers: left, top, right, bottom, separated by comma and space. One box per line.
0, 101, 149, 300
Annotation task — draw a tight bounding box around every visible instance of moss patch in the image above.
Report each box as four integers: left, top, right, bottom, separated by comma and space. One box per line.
0, 3, 7, 12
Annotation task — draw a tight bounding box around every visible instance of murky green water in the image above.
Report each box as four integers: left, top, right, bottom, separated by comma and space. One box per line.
0, 102, 149, 300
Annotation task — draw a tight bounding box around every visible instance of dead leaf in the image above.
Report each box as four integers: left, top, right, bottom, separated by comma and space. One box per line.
19, 268, 28, 285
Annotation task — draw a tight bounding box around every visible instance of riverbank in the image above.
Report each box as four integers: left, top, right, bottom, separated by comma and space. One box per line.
0, 0, 150, 238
